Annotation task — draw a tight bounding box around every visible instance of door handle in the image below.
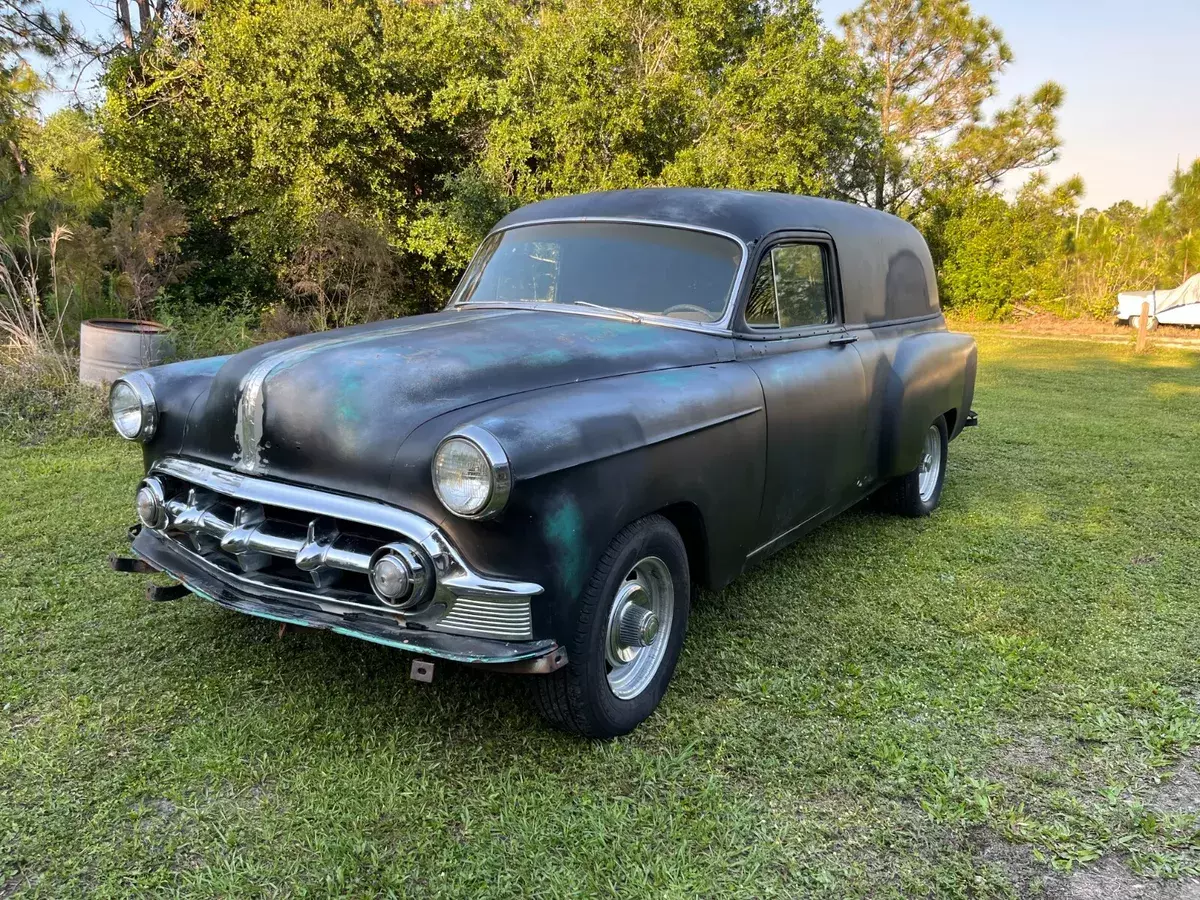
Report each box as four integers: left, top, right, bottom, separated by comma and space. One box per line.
829, 333, 858, 346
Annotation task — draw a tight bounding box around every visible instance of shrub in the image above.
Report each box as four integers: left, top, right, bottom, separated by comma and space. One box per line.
106, 184, 193, 321
281, 211, 403, 330
155, 297, 258, 360
0, 349, 108, 444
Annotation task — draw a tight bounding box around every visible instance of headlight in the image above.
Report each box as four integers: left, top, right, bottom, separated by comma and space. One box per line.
432, 426, 511, 519
109, 374, 157, 441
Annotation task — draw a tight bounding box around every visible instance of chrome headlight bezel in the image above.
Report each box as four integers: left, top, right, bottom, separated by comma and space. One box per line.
109, 372, 158, 442
431, 425, 511, 520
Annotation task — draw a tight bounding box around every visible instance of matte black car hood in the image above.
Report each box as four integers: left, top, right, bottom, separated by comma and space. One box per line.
180, 307, 731, 491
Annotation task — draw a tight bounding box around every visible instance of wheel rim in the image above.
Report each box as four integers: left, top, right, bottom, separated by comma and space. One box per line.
604, 556, 674, 700
917, 424, 943, 502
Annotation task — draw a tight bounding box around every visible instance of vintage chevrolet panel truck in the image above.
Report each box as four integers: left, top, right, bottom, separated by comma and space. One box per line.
108, 189, 978, 737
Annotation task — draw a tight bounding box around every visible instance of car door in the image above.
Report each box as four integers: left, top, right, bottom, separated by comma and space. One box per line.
734, 235, 870, 557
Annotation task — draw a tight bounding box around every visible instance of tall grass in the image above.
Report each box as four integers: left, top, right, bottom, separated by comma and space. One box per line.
0, 214, 76, 383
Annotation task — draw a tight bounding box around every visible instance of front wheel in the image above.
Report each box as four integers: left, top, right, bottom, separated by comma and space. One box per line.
876, 415, 948, 517
531, 515, 690, 738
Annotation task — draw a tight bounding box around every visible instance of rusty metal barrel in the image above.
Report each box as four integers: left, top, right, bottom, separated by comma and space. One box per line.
79, 318, 175, 385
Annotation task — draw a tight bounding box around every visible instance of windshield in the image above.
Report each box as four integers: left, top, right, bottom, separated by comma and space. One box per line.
451, 222, 742, 323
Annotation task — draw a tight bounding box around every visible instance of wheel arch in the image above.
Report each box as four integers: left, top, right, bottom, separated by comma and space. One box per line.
942, 407, 958, 436
654, 500, 710, 593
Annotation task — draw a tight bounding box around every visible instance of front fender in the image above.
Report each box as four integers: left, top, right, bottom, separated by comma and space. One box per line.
391, 364, 766, 639
132, 355, 230, 468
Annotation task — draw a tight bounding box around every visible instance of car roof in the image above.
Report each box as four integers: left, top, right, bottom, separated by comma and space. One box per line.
493, 188, 941, 326
495, 188, 901, 245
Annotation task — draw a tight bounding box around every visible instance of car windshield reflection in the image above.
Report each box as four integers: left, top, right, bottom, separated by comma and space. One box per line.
451, 221, 742, 324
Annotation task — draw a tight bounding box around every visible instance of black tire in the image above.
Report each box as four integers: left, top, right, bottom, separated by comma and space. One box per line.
531, 515, 690, 738
876, 415, 948, 517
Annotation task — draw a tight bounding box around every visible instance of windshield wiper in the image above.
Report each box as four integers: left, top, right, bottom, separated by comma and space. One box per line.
571, 301, 643, 323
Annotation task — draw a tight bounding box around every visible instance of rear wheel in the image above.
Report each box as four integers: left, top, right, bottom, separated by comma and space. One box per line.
876, 416, 948, 517
532, 515, 690, 738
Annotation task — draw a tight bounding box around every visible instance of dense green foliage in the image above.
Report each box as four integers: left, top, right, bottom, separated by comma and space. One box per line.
0, 0, 1196, 347
926, 177, 1079, 319
929, 163, 1200, 318
5, 333, 1200, 896
98, 0, 875, 314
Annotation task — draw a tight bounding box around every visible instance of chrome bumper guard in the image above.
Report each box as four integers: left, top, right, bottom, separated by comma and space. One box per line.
131, 458, 552, 658
131, 527, 563, 669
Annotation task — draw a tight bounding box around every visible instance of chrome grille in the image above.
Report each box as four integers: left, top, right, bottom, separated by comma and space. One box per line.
154, 480, 385, 593
165, 487, 378, 584
140, 458, 539, 642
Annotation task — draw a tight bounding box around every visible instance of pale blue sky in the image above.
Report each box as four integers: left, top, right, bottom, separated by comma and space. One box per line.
42, 0, 1200, 210
817, 0, 1200, 209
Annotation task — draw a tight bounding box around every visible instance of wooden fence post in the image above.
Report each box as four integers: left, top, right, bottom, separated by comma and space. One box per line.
1136, 300, 1150, 353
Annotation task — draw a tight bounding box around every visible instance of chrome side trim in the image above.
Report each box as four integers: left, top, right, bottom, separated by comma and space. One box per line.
447, 216, 751, 333
747, 506, 829, 561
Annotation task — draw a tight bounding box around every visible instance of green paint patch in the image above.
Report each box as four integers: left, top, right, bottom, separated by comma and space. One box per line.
543, 494, 587, 599
333, 368, 367, 428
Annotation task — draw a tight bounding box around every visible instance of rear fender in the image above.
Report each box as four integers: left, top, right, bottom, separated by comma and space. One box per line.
879, 332, 977, 478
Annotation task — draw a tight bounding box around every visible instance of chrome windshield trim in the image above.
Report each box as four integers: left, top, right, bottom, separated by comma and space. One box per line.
447, 216, 750, 333
446, 302, 731, 336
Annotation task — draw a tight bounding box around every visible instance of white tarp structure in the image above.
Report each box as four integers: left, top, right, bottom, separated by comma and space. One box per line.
1116, 273, 1200, 326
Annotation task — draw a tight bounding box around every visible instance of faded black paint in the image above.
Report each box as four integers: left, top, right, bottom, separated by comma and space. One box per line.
127, 188, 977, 661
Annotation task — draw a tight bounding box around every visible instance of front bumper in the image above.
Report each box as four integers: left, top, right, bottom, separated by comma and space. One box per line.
118, 456, 565, 672
131, 527, 565, 670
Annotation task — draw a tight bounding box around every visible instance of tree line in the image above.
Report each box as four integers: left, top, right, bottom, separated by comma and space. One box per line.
1, 0, 1197, 357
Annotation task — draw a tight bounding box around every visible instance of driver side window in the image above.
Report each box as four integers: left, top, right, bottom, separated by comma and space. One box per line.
745, 243, 833, 330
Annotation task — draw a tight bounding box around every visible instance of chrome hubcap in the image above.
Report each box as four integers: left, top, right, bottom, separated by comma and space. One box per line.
918, 424, 942, 502
605, 556, 673, 700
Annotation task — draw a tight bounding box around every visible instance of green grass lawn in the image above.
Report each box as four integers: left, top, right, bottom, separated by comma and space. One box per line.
3, 333, 1200, 898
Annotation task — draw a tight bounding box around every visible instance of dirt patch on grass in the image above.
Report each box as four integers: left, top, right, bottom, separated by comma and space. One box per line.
970, 828, 1053, 897
1045, 857, 1200, 899
1152, 750, 1200, 815
997, 734, 1060, 772
1037, 750, 1200, 899
946, 316, 1200, 351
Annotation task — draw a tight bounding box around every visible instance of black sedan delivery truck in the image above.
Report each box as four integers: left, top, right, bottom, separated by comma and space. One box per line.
109, 189, 977, 737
